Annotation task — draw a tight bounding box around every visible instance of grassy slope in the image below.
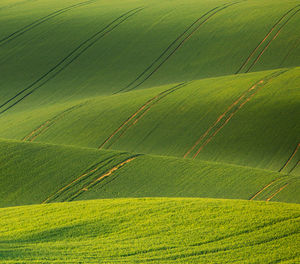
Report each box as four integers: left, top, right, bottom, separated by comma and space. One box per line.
0, 138, 299, 207
0, 68, 298, 173
0, 198, 299, 263
0, 0, 299, 262
0, 0, 299, 106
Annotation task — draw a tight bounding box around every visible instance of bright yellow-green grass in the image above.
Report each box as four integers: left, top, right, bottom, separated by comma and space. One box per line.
0, 198, 300, 263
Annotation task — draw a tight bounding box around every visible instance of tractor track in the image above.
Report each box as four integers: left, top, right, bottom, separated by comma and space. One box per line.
266, 183, 289, 202
236, 4, 300, 74
249, 177, 285, 201
184, 70, 287, 159
22, 103, 86, 142
289, 161, 299, 174
117, 2, 239, 93
0, 7, 144, 116
99, 82, 188, 149
245, 8, 300, 73
42, 152, 128, 203
67, 155, 140, 201
0, 0, 96, 46
279, 143, 300, 172
280, 38, 300, 66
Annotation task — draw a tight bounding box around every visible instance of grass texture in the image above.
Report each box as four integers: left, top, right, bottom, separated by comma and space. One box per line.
0, 198, 299, 263
0, 138, 299, 208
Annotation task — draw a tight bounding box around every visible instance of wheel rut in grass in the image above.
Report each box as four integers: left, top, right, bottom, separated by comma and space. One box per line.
249, 175, 300, 201
289, 161, 299, 174
266, 183, 289, 202
0, 7, 144, 116
22, 103, 86, 142
99, 82, 189, 149
236, 4, 300, 74
117, 2, 240, 93
280, 38, 300, 66
249, 178, 284, 201
42, 154, 139, 203
0, 0, 96, 46
184, 70, 288, 159
279, 143, 300, 173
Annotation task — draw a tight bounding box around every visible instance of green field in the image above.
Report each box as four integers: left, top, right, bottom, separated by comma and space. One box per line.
0, 0, 299, 262
1, 198, 300, 263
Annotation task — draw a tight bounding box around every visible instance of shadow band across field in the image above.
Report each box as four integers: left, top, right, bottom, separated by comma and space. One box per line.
0, 0, 97, 46
99, 82, 190, 149
117, 2, 240, 93
0, 0, 299, 262
0, 7, 145, 116
184, 69, 288, 159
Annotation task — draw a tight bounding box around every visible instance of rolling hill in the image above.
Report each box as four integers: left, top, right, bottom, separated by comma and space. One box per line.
0, 0, 299, 262
1, 198, 300, 263
1, 138, 299, 208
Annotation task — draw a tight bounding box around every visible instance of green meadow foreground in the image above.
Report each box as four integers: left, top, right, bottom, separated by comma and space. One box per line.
1, 198, 300, 263
0, 0, 299, 262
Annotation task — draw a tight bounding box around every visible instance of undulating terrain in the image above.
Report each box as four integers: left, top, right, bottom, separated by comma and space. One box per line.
0, 0, 299, 262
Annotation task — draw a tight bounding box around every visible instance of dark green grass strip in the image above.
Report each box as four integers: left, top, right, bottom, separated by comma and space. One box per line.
184, 70, 287, 159
236, 4, 300, 74
0, 0, 96, 46
42, 152, 128, 203
0, 7, 144, 116
117, 2, 240, 93
99, 82, 189, 149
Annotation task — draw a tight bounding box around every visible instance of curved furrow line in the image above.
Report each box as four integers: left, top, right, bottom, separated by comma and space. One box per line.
266, 183, 289, 202
67, 155, 140, 202
249, 177, 284, 201
119, 4, 226, 92
279, 143, 300, 172
104, 82, 189, 149
148, 228, 300, 261
236, 4, 300, 74
117, 214, 300, 259
0, 0, 96, 46
0, 7, 144, 116
117, 2, 239, 93
280, 37, 300, 66
245, 8, 300, 73
184, 70, 287, 159
42, 152, 128, 204
289, 160, 299, 174
22, 103, 86, 142
98, 82, 187, 149
183, 80, 264, 158
190, 214, 300, 248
